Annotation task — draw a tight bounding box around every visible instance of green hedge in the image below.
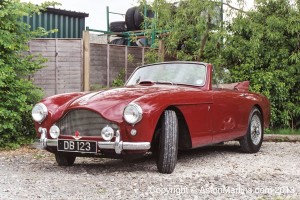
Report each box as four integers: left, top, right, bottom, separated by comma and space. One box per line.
0, 0, 57, 148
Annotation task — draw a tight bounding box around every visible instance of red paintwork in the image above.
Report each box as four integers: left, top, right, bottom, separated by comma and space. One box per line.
235, 81, 250, 92
34, 62, 271, 153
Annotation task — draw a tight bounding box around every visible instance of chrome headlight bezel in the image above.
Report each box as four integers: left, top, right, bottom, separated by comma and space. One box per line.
32, 103, 48, 123
123, 103, 143, 125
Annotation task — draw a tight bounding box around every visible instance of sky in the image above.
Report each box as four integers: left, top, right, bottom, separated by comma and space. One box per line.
22, 0, 254, 31
22, 0, 138, 30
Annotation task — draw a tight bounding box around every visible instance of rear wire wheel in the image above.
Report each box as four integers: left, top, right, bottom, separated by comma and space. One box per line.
156, 110, 179, 174
239, 108, 264, 153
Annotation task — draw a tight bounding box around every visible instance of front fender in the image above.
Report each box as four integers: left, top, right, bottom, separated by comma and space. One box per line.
34, 92, 88, 135
122, 94, 171, 143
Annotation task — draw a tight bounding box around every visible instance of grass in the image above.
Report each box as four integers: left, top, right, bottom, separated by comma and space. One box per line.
265, 128, 300, 135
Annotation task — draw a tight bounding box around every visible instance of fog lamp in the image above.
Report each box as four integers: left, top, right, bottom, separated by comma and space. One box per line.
49, 125, 60, 139
101, 126, 114, 141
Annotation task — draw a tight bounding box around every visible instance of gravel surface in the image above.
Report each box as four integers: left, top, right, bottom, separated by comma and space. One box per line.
0, 142, 299, 200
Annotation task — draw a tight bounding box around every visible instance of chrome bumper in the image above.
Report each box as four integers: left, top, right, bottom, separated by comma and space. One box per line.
39, 129, 151, 154
98, 131, 151, 154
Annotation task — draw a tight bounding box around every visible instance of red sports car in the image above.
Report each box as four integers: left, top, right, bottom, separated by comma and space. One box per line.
32, 61, 270, 174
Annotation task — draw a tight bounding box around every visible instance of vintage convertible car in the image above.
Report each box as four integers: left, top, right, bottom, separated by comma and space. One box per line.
32, 61, 270, 174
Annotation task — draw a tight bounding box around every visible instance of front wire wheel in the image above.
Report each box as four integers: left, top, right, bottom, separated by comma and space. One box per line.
55, 153, 76, 166
156, 110, 179, 174
240, 108, 264, 153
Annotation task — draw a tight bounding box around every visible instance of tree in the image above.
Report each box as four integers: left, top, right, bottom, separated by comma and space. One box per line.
142, 0, 245, 61
145, 0, 299, 129
222, 0, 300, 128
0, 0, 57, 148
143, 0, 221, 61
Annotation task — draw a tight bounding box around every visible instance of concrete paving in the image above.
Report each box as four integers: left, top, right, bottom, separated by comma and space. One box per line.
264, 134, 300, 142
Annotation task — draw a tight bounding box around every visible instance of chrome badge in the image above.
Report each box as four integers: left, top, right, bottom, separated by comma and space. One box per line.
72, 131, 82, 140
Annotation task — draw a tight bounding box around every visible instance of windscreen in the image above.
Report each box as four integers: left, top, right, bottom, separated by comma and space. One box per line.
126, 63, 206, 86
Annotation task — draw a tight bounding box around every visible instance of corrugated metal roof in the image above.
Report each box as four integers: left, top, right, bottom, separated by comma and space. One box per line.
23, 7, 89, 38
44, 7, 89, 18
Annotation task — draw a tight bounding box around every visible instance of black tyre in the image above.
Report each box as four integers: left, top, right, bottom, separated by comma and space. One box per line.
55, 153, 76, 166
134, 8, 154, 30
157, 110, 179, 174
125, 7, 137, 31
109, 21, 127, 32
110, 38, 137, 46
239, 108, 263, 153
110, 38, 127, 45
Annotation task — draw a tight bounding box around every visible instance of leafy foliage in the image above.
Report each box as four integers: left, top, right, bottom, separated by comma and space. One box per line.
0, 0, 57, 148
112, 54, 138, 87
143, 0, 225, 61
112, 69, 126, 87
146, 0, 300, 129
222, 0, 300, 128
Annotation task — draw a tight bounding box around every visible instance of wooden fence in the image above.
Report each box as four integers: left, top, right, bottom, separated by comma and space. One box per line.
30, 32, 163, 96
83, 31, 153, 91
89, 44, 148, 88
30, 39, 83, 97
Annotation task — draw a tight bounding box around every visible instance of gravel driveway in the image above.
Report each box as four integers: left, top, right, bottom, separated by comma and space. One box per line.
0, 142, 299, 200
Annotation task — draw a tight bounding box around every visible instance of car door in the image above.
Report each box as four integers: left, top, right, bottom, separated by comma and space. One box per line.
176, 91, 213, 148
211, 89, 247, 143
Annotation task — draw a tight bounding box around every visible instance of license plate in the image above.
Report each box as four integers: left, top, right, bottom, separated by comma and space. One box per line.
58, 140, 97, 153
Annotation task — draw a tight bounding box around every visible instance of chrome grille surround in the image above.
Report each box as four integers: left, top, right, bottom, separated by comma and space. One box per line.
56, 109, 119, 137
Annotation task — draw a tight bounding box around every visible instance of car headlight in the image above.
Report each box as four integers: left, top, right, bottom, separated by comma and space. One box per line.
123, 103, 143, 125
32, 103, 48, 123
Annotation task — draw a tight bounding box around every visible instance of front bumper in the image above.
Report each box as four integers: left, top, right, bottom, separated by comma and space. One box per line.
39, 129, 151, 154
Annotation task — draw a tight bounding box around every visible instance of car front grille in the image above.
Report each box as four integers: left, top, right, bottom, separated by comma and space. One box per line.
56, 109, 118, 137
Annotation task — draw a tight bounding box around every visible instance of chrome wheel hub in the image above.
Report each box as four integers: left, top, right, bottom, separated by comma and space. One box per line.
250, 114, 262, 145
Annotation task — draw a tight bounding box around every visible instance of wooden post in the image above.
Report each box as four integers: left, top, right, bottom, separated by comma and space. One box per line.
55, 39, 58, 94
83, 31, 90, 91
125, 46, 128, 80
107, 44, 110, 87
158, 40, 165, 62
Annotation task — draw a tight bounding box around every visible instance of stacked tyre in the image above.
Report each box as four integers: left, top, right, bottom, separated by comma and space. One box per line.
109, 21, 127, 32
109, 37, 138, 46
127, 6, 154, 31
109, 6, 154, 32
110, 38, 128, 45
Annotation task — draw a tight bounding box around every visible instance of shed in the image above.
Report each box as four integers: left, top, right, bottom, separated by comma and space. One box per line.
22, 7, 89, 38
